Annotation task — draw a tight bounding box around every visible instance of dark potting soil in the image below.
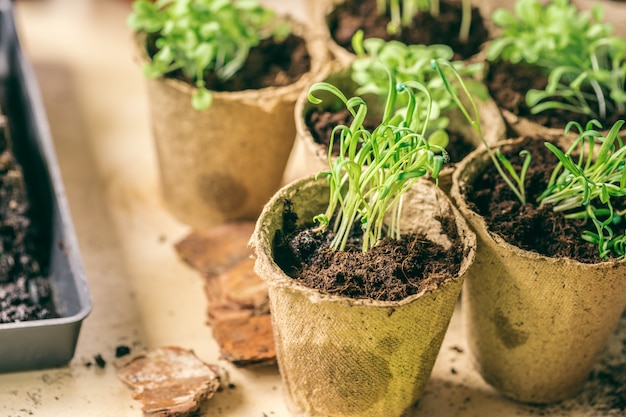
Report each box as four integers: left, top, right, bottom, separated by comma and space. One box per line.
0, 119, 56, 324
305, 107, 475, 164
467, 137, 625, 263
328, 0, 489, 61
148, 33, 311, 92
486, 60, 626, 130
305, 107, 379, 156
273, 200, 466, 302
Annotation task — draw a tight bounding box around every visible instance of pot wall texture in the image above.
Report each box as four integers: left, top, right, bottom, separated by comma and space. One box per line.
451, 140, 626, 403
252, 177, 476, 417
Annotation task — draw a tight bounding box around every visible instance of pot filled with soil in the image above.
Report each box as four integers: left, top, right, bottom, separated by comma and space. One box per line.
292, 37, 505, 192
128, 0, 329, 228
0, 0, 91, 373
251, 176, 475, 417
251, 75, 476, 417
450, 126, 626, 403
484, 0, 626, 139
315, 0, 490, 66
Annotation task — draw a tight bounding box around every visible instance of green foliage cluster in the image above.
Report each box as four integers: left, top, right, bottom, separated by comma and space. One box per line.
127, 0, 290, 110
433, 59, 626, 259
487, 0, 626, 121
309, 69, 446, 253
539, 120, 626, 258
350, 31, 484, 146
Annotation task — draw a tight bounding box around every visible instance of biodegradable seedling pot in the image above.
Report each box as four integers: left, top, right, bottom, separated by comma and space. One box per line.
251, 176, 476, 417
292, 67, 505, 193
0, 0, 91, 372
451, 137, 626, 404
135, 20, 329, 229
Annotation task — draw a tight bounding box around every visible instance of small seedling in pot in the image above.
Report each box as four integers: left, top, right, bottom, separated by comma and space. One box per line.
486, 0, 626, 121
433, 58, 626, 259
127, 0, 291, 110
538, 120, 626, 257
378, 0, 472, 43
308, 67, 447, 252
350, 30, 485, 148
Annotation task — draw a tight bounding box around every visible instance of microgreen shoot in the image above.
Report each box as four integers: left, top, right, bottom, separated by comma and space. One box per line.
432, 59, 530, 204
127, 0, 290, 111
486, 0, 626, 121
433, 58, 626, 259
375, 0, 472, 42
350, 31, 484, 147
308, 67, 447, 252
537, 119, 626, 258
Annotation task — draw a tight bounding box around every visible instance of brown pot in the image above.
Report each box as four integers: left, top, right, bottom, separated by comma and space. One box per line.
251, 176, 476, 417
134, 20, 329, 228
450, 137, 626, 403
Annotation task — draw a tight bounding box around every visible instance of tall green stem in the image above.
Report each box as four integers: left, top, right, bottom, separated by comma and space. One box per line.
459, 0, 471, 43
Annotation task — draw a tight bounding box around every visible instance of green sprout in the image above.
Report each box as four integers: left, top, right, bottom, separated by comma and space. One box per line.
538, 120, 626, 258
350, 31, 484, 147
309, 67, 447, 252
127, 0, 290, 111
432, 59, 530, 205
433, 58, 626, 259
486, 0, 626, 121
376, 0, 472, 42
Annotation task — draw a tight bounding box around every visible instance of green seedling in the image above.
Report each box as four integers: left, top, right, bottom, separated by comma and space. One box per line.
433, 59, 530, 204
433, 58, 626, 259
486, 0, 626, 121
128, 0, 290, 110
350, 31, 484, 146
309, 67, 447, 252
538, 120, 626, 258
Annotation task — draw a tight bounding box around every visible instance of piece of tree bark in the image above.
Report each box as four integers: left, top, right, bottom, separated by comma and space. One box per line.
116, 346, 222, 417
175, 222, 276, 367
174, 222, 255, 277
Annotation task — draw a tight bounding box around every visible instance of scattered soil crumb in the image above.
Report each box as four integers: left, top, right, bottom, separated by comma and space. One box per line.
94, 354, 106, 369
116, 345, 131, 358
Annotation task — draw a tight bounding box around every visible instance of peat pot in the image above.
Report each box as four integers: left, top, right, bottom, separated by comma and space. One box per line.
135, 20, 328, 228
251, 176, 476, 417
451, 137, 626, 403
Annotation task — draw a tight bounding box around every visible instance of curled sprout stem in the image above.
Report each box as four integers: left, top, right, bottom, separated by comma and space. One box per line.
538, 119, 626, 258
308, 66, 446, 252
432, 58, 529, 204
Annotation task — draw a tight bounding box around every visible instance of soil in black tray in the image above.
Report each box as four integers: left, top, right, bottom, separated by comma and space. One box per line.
328, 0, 489, 61
0, 118, 56, 324
273, 201, 466, 302
305, 107, 474, 164
147, 33, 311, 92
486, 60, 626, 130
467, 136, 626, 263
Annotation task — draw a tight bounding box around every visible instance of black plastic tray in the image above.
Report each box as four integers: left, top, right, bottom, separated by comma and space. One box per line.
0, 0, 91, 373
